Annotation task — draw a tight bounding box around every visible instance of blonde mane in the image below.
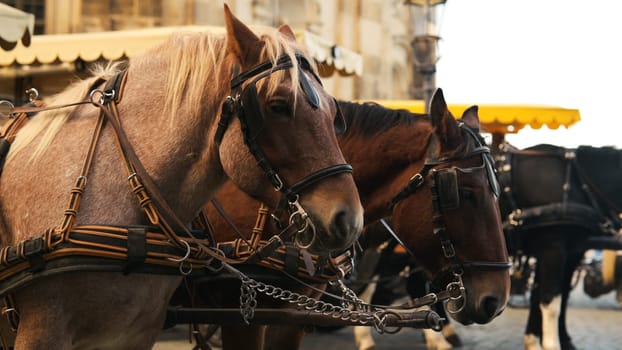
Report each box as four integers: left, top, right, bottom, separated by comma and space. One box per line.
8, 26, 316, 164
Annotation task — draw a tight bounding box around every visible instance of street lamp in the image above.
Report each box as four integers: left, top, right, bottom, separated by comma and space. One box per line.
405, 0, 446, 114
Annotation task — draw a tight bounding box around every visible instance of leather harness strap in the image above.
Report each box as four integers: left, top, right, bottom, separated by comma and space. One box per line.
196, 201, 353, 283
498, 144, 620, 236
0, 54, 356, 341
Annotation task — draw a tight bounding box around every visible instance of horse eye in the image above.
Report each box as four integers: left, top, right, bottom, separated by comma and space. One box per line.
268, 101, 291, 116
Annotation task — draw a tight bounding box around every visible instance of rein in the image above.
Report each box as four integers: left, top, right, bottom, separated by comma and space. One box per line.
386, 123, 512, 313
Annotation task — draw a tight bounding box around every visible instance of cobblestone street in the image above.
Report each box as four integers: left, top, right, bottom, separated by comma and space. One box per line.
298, 288, 621, 350
155, 283, 622, 350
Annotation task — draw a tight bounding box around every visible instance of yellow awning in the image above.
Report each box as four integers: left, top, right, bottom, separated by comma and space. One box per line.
371, 99, 581, 134
0, 26, 362, 78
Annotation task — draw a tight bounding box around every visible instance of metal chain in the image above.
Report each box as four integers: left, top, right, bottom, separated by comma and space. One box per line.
330, 279, 368, 311
235, 267, 394, 333
239, 274, 258, 324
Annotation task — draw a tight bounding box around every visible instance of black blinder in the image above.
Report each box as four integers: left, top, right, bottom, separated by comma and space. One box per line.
334, 99, 347, 135
484, 153, 500, 197
434, 168, 460, 210
298, 67, 320, 109
240, 83, 264, 141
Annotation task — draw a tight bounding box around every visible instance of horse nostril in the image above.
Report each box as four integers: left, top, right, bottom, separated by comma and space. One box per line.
330, 210, 351, 241
482, 296, 501, 319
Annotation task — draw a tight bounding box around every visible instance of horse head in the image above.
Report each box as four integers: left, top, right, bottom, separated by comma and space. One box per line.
390, 89, 510, 325
215, 5, 363, 253
0, 6, 362, 348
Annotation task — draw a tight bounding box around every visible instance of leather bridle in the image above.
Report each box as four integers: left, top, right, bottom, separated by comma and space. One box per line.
214, 53, 353, 248
387, 122, 512, 312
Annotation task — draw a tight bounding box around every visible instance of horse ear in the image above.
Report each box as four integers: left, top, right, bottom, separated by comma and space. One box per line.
278, 24, 297, 42
461, 105, 481, 132
430, 88, 461, 148
224, 4, 263, 67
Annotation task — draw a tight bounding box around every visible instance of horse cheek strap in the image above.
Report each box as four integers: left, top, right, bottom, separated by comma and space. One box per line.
435, 168, 460, 210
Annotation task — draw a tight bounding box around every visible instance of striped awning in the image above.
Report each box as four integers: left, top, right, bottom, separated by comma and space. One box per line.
0, 4, 35, 51
0, 26, 362, 78
371, 99, 581, 134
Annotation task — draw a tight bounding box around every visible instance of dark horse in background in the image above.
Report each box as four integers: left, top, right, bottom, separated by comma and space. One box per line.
174, 90, 511, 350
496, 142, 622, 350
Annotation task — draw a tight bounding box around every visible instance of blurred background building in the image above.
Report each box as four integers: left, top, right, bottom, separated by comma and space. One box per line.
0, 0, 430, 105
2, 1, 581, 147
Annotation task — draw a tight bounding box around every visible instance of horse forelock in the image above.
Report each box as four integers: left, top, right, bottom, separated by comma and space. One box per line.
254, 27, 314, 108
160, 28, 312, 126
7, 62, 124, 164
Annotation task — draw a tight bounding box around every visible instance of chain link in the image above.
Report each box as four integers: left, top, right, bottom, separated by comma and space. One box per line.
236, 268, 397, 332
239, 274, 258, 324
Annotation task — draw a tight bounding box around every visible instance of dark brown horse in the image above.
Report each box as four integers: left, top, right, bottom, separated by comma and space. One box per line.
496, 143, 622, 350
181, 90, 510, 349
0, 5, 363, 349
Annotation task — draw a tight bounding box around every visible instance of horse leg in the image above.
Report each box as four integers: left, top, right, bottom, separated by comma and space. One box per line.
422, 327, 453, 350
436, 303, 461, 348
13, 273, 179, 350
221, 325, 266, 350
353, 276, 378, 350
406, 269, 456, 350
524, 263, 543, 350
419, 305, 453, 350
539, 294, 562, 350
558, 253, 582, 350
538, 244, 566, 350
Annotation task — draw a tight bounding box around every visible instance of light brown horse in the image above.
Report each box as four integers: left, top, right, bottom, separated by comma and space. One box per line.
0, 5, 363, 350
188, 89, 511, 349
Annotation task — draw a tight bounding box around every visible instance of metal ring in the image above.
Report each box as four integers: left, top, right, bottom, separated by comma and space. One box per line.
167, 240, 191, 263
76, 175, 88, 187
377, 310, 402, 334
294, 220, 316, 249
0, 100, 15, 118
178, 261, 193, 276
25, 88, 39, 102
446, 297, 466, 314
89, 89, 104, 105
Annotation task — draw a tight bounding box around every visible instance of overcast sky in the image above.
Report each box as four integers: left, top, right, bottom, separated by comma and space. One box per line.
436, 0, 622, 149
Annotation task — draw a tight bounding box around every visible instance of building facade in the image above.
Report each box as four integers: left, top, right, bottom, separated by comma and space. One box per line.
1, 0, 424, 103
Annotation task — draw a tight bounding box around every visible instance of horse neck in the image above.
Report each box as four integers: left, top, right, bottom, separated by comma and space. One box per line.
0, 43, 237, 247
338, 121, 431, 222
112, 62, 229, 223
